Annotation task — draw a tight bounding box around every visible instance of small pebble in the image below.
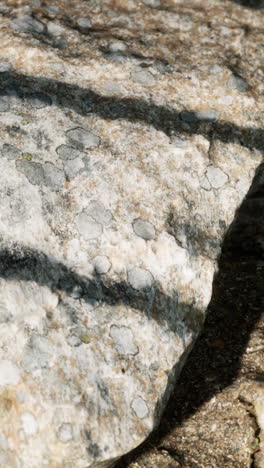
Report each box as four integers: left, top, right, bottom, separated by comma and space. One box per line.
77, 17, 92, 32
56, 145, 86, 161
195, 109, 219, 122
228, 74, 248, 92
131, 70, 156, 87
133, 218, 156, 240
1, 143, 20, 160
64, 156, 90, 179
210, 64, 223, 74
131, 397, 149, 418
45, 5, 60, 15
108, 42, 127, 53
93, 255, 111, 274
76, 212, 102, 240
66, 127, 100, 150
86, 200, 112, 225
11, 15, 45, 34
206, 165, 228, 189
128, 267, 154, 290
47, 22, 64, 36
42, 162, 65, 189
141, 0, 161, 7
30, 0, 41, 6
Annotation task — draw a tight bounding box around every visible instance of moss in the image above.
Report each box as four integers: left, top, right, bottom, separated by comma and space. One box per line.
21, 153, 32, 161
80, 333, 90, 344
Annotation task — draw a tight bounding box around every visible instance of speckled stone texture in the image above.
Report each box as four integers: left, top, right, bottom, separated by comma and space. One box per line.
0, 0, 263, 467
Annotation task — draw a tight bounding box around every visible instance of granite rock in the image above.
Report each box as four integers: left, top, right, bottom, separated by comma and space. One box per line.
0, 0, 263, 467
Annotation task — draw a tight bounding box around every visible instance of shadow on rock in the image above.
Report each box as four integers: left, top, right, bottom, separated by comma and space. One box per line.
0, 241, 203, 337
115, 163, 264, 466
231, 0, 264, 8
0, 71, 264, 153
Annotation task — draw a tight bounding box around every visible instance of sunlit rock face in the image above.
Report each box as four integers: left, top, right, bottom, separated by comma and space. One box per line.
0, 0, 263, 466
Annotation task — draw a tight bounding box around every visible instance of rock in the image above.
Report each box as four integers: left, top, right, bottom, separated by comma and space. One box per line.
76, 212, 103, 239
56, 144, 86, 160
66, 127, 100, 149
228, 74, 248, 92
206, 165, 228, 189
131, 70, 156, 86
85, 200, 112, 225
108, 42, 127, 53
133, 218, 156, 240
180, 109, 218, 123
64, 155, 91, 178
0, 1, 263, 467
11, 15, 45, 34
16, 160, 65, 189
127, 267, 155, 290
141, 0, 161, 7
93, 255, 111, 274
77, 17, 92, 32
47, 21, 65, 36
1, 143, 20, 160
195, 109, 219, 122
45, 5, 60, 15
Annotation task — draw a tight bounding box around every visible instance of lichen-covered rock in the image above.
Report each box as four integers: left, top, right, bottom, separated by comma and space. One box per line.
0, 0, 263, 467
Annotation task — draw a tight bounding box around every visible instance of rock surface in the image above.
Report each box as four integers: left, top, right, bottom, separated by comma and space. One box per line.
0, 0, 263, 467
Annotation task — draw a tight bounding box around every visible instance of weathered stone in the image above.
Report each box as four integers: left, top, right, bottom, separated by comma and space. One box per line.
133, 219, 156, 240
206, 165, 228, 189
66, 127, 100, 149
11, 15, 45, 34
93, 255, 111, 274
85, 200, 112, 225
76, 212, 103, 240
0, 2, 263, 467
228, 74, 248, 92
47, 21, 65, 36
1, 143, 20, 160
56, 144, 86, 160
108, 42, 127, 53
131, 70, 156, 86
16, 160, 65, 189
64, 155, 91, 178
141, 0, 161, 7
127, 267, 154, 290
77, 17, 92, 32
195, 109, 219, 122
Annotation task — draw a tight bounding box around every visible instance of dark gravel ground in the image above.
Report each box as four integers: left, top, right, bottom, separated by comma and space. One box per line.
115, 167, 264, 467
